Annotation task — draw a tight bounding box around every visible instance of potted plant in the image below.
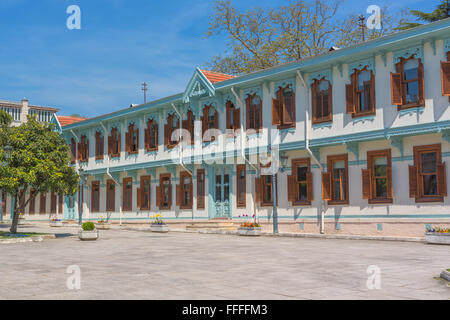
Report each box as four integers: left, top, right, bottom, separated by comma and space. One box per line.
49, 216, 63, 227
78, 222, 99, 241
18, 213, 25, 225
96, 216, 110, 230
237, 214, 262, 236
150, 214, 169, 233
425, 226, 450, 245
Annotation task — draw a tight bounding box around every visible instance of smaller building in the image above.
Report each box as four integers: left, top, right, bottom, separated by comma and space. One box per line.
0, 98, 59, 126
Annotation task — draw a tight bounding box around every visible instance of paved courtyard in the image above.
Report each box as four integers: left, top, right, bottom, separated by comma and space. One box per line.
0, 224, 449, 300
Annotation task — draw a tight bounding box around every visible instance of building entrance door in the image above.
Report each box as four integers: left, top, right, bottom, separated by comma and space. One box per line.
212, 167, 231, 219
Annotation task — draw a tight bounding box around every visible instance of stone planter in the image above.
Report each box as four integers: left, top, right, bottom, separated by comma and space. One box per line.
238, 227, 262, 236
96, 223, 110, 230
50, 221, 63, 227
441, 270, 450, 282
78, 229, 99, 241
150, 224, 169, 233
425, 232, 450, 245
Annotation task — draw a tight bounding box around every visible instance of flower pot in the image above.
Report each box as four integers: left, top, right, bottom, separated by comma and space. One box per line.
441, 270, 450, 282
150, 224, 169, 233
18, 218, 25, 225
238, 227, 262, 236
425, 232, 450, 245
96, 223, 110, 230
78, 229, 99, 241
50, 221, 63, 227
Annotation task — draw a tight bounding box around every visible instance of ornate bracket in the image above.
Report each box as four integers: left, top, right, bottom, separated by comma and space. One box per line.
440, 129, 450, 143
344, 141, 359, 160
146, 167, 157, 178
309, 146, 321, 163
389, 136, 404, 157
308, 69, 332, 86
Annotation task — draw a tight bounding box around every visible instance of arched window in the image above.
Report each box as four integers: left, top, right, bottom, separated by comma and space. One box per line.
165, 113, 179, 148
77, 135, 89, 162
95, 131, 104, 160
245, 93, 262, 131
145, 118, 158, 152
226, 100, 240, 132
311, 78, 332, 124
390, 55, 424, 109
182, 110, 195, 145
201, 104, 218, 142
272, 85, 295, 128
346, 68, 375, 117
70, 138, 76, 164
125, 123, 139, 154
108, 127, 120, 158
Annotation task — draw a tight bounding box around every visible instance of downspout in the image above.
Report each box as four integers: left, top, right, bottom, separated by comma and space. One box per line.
231, 87, 258, 221
70, 129, 84, 225
100, 121, 122, 225
171, 103, 194, 221
297, 70, 326, 234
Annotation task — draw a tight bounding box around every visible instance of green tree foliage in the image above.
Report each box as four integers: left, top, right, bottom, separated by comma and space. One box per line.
205, 0, 403, 75
397, 0, 450, 30
0, 110, 12, 127
0, 116, 79, 233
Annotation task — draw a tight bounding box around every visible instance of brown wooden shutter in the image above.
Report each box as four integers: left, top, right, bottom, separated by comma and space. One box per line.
306, 172, 314, 202
441, 61, 450, 96
156, 185, 161, 209
361, 169, 371, 200
390, 72, 403, 105
272, 98, 281, 126
346, 83, 355, 114
437, 162, 447, 197
197, 169, 205, 209
117, 132, 121, 155
108, 135, 112, 156
255, 177, 262, 205
176, 183, 181, 207
214, 109, 219, 130
287, 175, 295, 204
370, 72, 376, 112
155, 123, 159, 149
408, 165, 418, 198
144, 126, 149, 150
386, 166, 393, 200
164, 123, 169, 146
168, 182, 172, 209
327, 85, 333, 120
136, 187, 141, 210
418, 59, 425, 105
284, 90, 296, 125
311, 81, 317, 122
245, 97, 251, 129
321, 172, 331, 201
233, 108, 240, 130
136, 129, 139, 151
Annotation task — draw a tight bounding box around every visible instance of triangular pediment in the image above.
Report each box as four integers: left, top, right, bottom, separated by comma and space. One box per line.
183, 68, 215, 103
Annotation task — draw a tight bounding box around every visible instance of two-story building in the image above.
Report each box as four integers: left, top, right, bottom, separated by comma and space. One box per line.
12, 19, 450, 236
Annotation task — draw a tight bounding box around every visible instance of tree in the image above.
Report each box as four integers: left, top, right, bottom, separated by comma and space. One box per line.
0, 110, 12, 127
205, 0, 403, 75
0, 116, 79, 233
397, 0, 450, 30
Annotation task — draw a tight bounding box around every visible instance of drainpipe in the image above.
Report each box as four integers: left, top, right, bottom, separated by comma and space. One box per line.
70, 129, 84, 225
100, 121, 122, 225
171, 103, 194, 221
297, 70, 326, 234
231, 87, 258, 221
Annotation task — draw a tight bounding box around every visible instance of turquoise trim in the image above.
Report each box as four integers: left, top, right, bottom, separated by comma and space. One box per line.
377, 223, 383, 231
393, 45, 423, 64
352, 115, 375, 124
312, 122, 332, 129
257, 214, 450, 220
399, 107, 424, 117
308, 69, 332, 85
348, 57, 375, 75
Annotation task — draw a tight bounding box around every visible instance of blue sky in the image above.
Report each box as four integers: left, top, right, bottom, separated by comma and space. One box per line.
0, 0, 434, 117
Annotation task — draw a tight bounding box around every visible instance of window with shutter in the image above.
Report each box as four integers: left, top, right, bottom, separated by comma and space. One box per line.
166, 114, 179, 148
327, 154, 349, 205
40, 193, 47, 214
122, 177, 133, 212
106, 179, 115, 212
95, 131, 104, 160
179, 171, 193, 209
70, 138, 76, 164
236, 165, 246, 208
126, 124, 139, 154
441, 60, 450, 96
202, 105, 219, 142
91, 181, 100, 212
364, 149, 393, 204
182, 110, 195, 145
140, 176, 151, 210
78, 135, 89, 163
348, 68, 376, 117
109, 128, 120, 158
311, 78, 332, 125
29, 189, 36, 215
254, 176, 262, 205
290, 158, 312, 206
392, 56, 425, 109
245, 93, 262, 132
145, 119, 158, 152
197, 169, 205, 209
159, 174, 172, 210
411, 144, 446, 202
321, 172, 331, 201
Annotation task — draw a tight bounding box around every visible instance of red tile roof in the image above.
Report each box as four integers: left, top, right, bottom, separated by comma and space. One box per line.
57, 116, 88, 127
200, 70, 235, 84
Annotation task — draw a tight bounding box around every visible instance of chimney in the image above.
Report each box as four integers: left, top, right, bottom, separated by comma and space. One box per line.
21, 98, 29, 123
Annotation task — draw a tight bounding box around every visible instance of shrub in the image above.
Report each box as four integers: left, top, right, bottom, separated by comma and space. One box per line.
82, 222, 96, 231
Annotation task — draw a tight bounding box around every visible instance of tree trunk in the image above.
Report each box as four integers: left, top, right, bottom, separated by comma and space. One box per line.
10, 193, 19, 233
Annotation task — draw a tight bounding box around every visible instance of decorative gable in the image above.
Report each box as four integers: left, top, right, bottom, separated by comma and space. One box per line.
182, 68, 216, 103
